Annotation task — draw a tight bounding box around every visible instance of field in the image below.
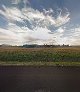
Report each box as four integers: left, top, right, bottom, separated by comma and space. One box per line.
0, 46, 80, 66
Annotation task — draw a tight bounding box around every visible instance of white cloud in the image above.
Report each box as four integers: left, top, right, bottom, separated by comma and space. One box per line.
0, 27, 23, 45
70, 27, 80, 45
0, 4, 71, 45
22, 7, 70, 27
0, 6, 24, 22
55, 13, 70, 27
57, 27, 64, 33
57, 26, 80, 45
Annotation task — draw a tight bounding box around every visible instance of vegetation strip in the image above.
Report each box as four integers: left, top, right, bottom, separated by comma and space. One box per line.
0, 47, 80, 62
0, 61, 80, 66
0, 47, 80, 66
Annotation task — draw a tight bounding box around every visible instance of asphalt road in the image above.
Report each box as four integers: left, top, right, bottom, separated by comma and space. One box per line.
0, 66, 80, 92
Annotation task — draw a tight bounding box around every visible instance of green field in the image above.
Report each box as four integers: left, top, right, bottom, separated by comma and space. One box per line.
0, 46, 80, 66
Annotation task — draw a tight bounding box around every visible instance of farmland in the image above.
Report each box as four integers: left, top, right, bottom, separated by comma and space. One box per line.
0, 46, 80, 66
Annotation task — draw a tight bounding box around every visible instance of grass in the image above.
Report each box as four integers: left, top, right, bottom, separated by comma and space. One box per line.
0, 46, 80, 66
0, 61, 80, 66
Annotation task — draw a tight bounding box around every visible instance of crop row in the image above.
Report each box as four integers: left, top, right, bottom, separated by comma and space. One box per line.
0, 48, 80, 62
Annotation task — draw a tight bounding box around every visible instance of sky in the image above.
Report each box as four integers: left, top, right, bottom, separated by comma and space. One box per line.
0, 0, 80, 45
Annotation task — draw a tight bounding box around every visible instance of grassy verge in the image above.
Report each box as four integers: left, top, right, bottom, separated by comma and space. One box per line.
0, 61, 80, 66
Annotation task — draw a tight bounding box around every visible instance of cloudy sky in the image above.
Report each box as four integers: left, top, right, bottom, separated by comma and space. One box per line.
0, 0, 80, 45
